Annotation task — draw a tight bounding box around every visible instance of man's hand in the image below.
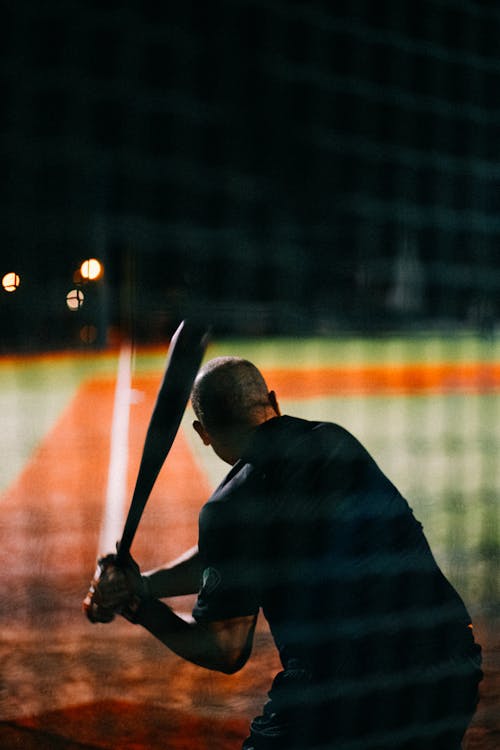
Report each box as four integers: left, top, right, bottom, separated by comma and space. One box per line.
83, 551, 152, 623
83, 554, 122, 623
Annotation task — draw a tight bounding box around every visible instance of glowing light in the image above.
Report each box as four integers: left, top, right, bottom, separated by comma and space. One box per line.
2, 272, 21, 292
80, 258, 102, 281
66, 289, 84, 310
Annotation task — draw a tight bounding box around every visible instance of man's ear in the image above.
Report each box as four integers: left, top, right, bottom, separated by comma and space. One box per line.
268, 390, 281, 417
193, 420, 212, 446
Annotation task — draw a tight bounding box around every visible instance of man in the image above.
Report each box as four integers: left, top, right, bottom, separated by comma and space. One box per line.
89, 356, 482, 749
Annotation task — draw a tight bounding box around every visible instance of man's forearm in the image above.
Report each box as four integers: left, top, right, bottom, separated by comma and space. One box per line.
134, 598, 239, 673
144, 545, 202, 598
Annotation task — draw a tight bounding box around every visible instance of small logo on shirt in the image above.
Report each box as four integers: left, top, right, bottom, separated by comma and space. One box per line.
201, 567, 221, 596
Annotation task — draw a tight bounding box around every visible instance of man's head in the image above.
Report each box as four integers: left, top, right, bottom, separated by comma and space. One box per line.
191, 356, 280, 464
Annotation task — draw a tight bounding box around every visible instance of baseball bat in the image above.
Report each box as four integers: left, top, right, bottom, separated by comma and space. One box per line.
83, 318, 209, 621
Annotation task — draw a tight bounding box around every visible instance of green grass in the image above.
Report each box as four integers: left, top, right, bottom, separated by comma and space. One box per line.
204, 332, 500, 367
133, 331, 500, 372
0, 351, 122, 492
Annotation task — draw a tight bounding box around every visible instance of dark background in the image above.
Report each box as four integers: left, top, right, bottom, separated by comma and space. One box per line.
1, 0, 499, 349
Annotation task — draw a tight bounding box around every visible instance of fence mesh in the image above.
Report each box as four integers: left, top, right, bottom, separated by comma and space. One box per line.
0, 1, 499, 747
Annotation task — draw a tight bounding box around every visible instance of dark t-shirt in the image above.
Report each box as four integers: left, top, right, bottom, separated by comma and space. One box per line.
193, 415, 475, 685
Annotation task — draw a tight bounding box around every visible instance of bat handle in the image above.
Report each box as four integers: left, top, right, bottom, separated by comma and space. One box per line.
115, 539, 131, 566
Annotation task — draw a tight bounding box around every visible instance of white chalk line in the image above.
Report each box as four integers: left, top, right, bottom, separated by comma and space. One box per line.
98, 343, 132, 555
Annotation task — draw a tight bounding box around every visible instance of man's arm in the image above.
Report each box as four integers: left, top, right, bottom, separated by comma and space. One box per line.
144, 545, 202, 598
90, 549, 257, 673
136, 598, 258, 674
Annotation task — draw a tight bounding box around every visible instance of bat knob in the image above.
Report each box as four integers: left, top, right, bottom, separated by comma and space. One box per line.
82, 589, 116, 623
82, 557, 117, 623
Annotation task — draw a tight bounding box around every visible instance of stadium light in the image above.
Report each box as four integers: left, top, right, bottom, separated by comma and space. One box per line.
80, 258, 103, 281
2, 272, 21, 292
66, 289, 84, 311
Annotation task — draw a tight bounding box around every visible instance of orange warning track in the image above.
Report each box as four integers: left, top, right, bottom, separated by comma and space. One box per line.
264, 362, 500, 398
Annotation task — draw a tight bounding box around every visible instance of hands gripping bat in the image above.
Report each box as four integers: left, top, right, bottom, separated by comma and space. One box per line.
83, 318, 209, 622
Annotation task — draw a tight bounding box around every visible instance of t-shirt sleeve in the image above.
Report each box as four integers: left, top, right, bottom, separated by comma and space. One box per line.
192, 499, 261, 623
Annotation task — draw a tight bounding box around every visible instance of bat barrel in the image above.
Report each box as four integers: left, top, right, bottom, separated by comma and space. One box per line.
116, 319, 210, 562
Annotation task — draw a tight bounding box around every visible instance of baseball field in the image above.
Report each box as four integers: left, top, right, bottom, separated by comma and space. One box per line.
0, 333, 499, 749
